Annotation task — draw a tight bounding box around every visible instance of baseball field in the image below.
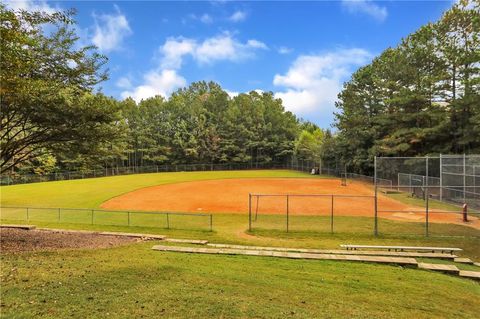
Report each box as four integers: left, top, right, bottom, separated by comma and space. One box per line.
1, 170, 479, 318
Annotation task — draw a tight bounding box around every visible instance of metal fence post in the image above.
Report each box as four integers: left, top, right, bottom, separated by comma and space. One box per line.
463, 153, 466, 203
58, 208, 61, 222
425, 156, 429, 237
26, 207, 29, 222
331, 195, 334, 234
374, 156, 378, 236
439, 154, 443, 201
91, 209, 94, 225
248, 193, 252, 231
166, 213, 170, 229
255, 196, 259, 221
286, 195, 289, 232
209, 214, 213, 232
128, 211, 130, 226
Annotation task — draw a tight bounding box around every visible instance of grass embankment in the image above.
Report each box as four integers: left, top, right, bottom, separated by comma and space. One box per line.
1, 241, 479, 319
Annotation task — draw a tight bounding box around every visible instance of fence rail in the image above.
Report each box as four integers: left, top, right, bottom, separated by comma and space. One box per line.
0, 206, 213, 231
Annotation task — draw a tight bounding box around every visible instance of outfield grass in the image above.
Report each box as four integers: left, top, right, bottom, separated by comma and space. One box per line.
0, 170, 315, 208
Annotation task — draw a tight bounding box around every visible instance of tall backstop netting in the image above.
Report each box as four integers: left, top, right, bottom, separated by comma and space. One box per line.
375, 155, 480, 236
377, 155, 480, 210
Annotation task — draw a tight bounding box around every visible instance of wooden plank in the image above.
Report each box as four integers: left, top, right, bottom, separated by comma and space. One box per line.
418, 263, 459, 274
99, 231, 166, 240
152, 245, 418, 266
474, 263, 480, 267
36, 228, 166, 239
165, 238, 208, 245
0, 224, 36, 230
37, 228, 97, 234
341, 244, 462, 253
207, 244, 455, 259
454, 258, 473, 264
459, 271, 480, 280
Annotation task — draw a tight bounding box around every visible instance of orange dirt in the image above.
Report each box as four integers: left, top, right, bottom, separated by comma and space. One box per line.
101, 178, 479, 229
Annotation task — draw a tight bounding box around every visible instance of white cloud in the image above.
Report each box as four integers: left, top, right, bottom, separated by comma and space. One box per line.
92, 5, 132, 52
228, 10, 247, 22
273, 49, 372, 118
121, 69, 186, 102
225, 90, 239, 98
5, 0, 56, 13
158, 33, 267, 67
188, 13, 214, 24
116, 77, 132, 89
278, 46, 293, 54
247, 39, 268, 50
342, 0, 388, 22
160, 37, 197, 69
200, 14, 213, 24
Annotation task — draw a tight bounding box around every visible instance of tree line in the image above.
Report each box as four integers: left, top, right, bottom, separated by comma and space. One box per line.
331, 0, 480, 174
1, 1, 478, 176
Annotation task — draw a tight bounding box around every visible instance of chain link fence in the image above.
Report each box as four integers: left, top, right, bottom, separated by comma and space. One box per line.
1, 159, 343, 186
0, 206, 213, 231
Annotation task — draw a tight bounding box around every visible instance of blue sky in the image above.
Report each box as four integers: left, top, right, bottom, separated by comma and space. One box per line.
6, 0, 454, 128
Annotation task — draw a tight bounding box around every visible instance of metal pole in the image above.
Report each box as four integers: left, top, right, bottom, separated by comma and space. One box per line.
26, 207, 29, 222
463, 153, 466, 203
166, 213, 170, 229
248, 194, 252, 231
439, 154, 443, 201
58, 208, 61, 222
128, 212, 130, 226
209, 215, 213, 232
374, 156, 378, 236
426, 156, 429, 237
286, 195, 289, 232
330, 195, 334, 234
91, 209, 94, 225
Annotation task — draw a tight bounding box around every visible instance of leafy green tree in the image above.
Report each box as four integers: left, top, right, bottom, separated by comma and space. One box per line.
0, 5, 120, 173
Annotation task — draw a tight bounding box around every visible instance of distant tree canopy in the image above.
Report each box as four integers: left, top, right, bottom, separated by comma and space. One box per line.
333, 0, 480, 174
1, 1, 479, 176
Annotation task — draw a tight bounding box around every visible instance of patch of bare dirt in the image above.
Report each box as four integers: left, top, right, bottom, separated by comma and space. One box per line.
0, 228, 139, 253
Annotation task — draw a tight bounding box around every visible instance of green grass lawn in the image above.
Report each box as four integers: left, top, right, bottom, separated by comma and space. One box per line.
1, 170, 479, 318
1, 241, 479, 319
